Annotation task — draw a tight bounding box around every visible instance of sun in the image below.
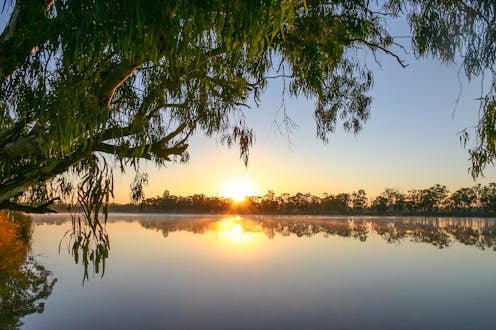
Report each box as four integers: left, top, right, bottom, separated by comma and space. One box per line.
220, 179, 256, 202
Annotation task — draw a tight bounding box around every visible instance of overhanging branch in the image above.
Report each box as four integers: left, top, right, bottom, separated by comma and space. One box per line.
100, 60, 138, 107
95, 123, 190, 160
0, 197, 60, 213
0, 0, 54, 80
352, 38, 408, 68
0, 148, 87, 202
0, 129, 44, 159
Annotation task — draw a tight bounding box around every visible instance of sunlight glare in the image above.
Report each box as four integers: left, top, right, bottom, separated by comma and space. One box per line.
214, 218, 257, 242
220, 179, 256, 202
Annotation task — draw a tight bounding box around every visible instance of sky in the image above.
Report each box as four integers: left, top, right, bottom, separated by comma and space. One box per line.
1, 7, 495, 203
113, 48, 496, 202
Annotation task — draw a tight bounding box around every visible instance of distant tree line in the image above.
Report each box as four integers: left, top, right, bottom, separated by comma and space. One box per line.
102, 183, 496, 216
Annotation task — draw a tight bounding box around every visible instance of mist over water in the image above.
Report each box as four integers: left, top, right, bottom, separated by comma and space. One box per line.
18, 214, 496, 329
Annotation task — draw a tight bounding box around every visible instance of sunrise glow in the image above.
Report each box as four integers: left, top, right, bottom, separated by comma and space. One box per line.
220, 179, 257, 202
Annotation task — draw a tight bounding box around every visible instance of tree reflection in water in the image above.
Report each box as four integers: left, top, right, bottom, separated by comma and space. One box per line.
0, 213, 56, 330
53, 215, 496, 282
139, 216, 496, 251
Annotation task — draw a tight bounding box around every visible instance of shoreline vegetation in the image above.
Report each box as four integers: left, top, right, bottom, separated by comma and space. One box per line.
54, 183, 496, 217
0, 211, 57, 329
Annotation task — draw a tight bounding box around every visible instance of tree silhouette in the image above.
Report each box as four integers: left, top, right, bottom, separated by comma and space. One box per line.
447, 187, 478, 214
480, 183, 496, 214
350, 189, 368, 211
104, 182, 496, 216
0, 1, 495, 217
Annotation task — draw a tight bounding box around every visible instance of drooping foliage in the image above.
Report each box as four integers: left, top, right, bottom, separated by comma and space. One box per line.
396, 0, 496, 176
0, 0, 495, 218
0, 0, 396, 216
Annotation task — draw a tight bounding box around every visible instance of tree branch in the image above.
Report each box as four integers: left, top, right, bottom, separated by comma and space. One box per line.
0, 0, 22, 43
0, 40, 225, 207
0, 148, 87, 202
352, 38, 408, 68
0, 129, 43, 159
0, 197, 59, 213
456, 0, 491, 27
0, 0, 54, 80
0, 121, 27, 141
95, 123, 190, 160
100, 60, 138, 107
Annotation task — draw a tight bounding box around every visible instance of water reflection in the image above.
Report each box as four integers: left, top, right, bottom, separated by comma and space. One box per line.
213, 217, 259, 242
0, 213, 56, 329
40, 214, 496, 282
139, 216, 496, 250
24, 214, 496, 329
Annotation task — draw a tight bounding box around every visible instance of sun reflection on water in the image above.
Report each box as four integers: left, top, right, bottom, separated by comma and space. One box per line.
214, 217, 259, 242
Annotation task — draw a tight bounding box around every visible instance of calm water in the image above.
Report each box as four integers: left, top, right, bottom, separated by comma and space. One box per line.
15, 214, 496, 329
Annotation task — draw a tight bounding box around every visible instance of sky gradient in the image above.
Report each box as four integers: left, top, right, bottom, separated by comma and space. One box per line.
112, 49, 496, 203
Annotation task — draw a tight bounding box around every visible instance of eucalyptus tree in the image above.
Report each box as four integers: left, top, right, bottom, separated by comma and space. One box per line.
480, 183, 496, 213
371, 188, 406, 213
0, 0, 495, 216
0, 0, 393, 214
350, 189, 368, 210
447, 186, 478, 211
408, 184, 449, 214
400, 0, 496, 176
